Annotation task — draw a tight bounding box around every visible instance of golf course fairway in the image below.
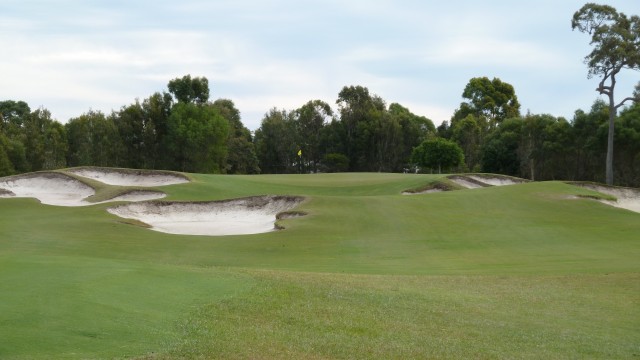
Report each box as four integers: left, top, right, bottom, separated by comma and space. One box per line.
0, 170, 638, 359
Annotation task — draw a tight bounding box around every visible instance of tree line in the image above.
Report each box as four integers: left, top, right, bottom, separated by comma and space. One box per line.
1, 73, 639, 186
0, 75, 259, 176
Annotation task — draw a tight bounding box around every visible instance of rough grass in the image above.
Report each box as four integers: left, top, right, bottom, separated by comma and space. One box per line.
153, 271, 639, 359
1, 171, 639, 359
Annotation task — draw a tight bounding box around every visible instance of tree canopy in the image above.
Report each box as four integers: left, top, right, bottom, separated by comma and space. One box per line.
453, 77, 521, 127
411, 138, 464, 174
168, 75, 210, 104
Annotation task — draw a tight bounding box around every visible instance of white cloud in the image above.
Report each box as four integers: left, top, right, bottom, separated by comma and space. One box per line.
1, 0, 638, 128
423, 36, 568, 69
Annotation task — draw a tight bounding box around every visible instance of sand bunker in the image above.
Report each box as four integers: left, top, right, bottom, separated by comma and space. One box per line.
0, 172, 96, 206
449, 175, 526, 189
68, 167, 189, 187
0, 172, 166, 206
575, 183, 640, 214
402, 188, 444, 195
448, 176, 486, 189
108, 195, 305, 236
468, 175, 524, 186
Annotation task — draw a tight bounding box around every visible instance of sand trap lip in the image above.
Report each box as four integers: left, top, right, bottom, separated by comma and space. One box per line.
104, 190, 166, 203
402, 188, 444, 195
573, 183, 640, 214
108, 195, 306, 236
0, 172, 166, 206
67, 167, 189, 187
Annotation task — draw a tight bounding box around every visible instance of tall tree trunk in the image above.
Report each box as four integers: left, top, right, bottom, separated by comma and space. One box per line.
529, 136, 535, 181
606, 95, 615, 185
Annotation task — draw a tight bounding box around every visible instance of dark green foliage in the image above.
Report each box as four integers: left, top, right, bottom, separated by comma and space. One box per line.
296, 100, 333, 173
412, 137, 464, 173
570, 100, 608, 182
322, 153, 349, 172
226, 136, 260, 174
251, 86, 434, 174
481, 119, 522, 176
66, 111, 121, 167
0, 100, 30, 139
254, 108, 299, 174
212, 99, 260, 174
615, 102, 640, 186
0, 133, 15, 176
451, 115, 482, 171
165, 102, 229, 173
453, 77, 521, 126
168, 75, 210, 104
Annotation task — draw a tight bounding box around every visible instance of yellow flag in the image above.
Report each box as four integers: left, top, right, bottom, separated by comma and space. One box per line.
297, 149, 302, 156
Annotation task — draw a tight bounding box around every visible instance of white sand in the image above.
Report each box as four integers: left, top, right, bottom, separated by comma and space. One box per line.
449, 175, 527, 189
108, 196, 304, 236
449, 177, 485, 189
468, 175, 522, 186
0, 173, 166, 206
578, 184, 640, 214
0, 173, 96, 206
402, 188, 444, 195
68, 168, 189, 187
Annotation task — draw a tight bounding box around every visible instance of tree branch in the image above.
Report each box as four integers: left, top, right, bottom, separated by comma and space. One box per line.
615, 96, 639, 109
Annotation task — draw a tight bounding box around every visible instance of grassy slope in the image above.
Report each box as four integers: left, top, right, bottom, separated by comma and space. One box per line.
0, 172, 638, 359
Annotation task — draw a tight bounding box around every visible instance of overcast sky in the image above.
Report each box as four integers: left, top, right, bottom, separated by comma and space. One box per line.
1, 0, 639, 130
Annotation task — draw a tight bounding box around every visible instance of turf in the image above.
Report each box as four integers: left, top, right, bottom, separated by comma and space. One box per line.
0, 172, 638, 359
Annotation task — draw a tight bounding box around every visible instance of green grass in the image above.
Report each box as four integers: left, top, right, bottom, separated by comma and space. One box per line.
1, 172, 639, 359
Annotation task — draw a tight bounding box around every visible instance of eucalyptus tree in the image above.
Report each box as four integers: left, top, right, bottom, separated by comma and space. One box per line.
165, 102, 229, 173
0, 134, 13, 176
335, 85, 378, 171
66, 110, 121, 167
451, 114, 482, 171
572, 3, 640, 185
614, 102, 640, 186
212, 99, 260, 174
481, 119, 523, 176
570, 100, 608, 182
254, 108, 299, 174
143, 92, 173, 169
113, 101, 147, 169
389, 103, 436, 170
452, 77, 521, 128
23, 108, 67, 171
296, 100, 332, 173
164, 76, 231, 173
0, 100, 30, 139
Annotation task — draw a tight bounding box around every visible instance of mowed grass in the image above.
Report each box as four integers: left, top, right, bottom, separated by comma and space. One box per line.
0, 172, 639, 358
